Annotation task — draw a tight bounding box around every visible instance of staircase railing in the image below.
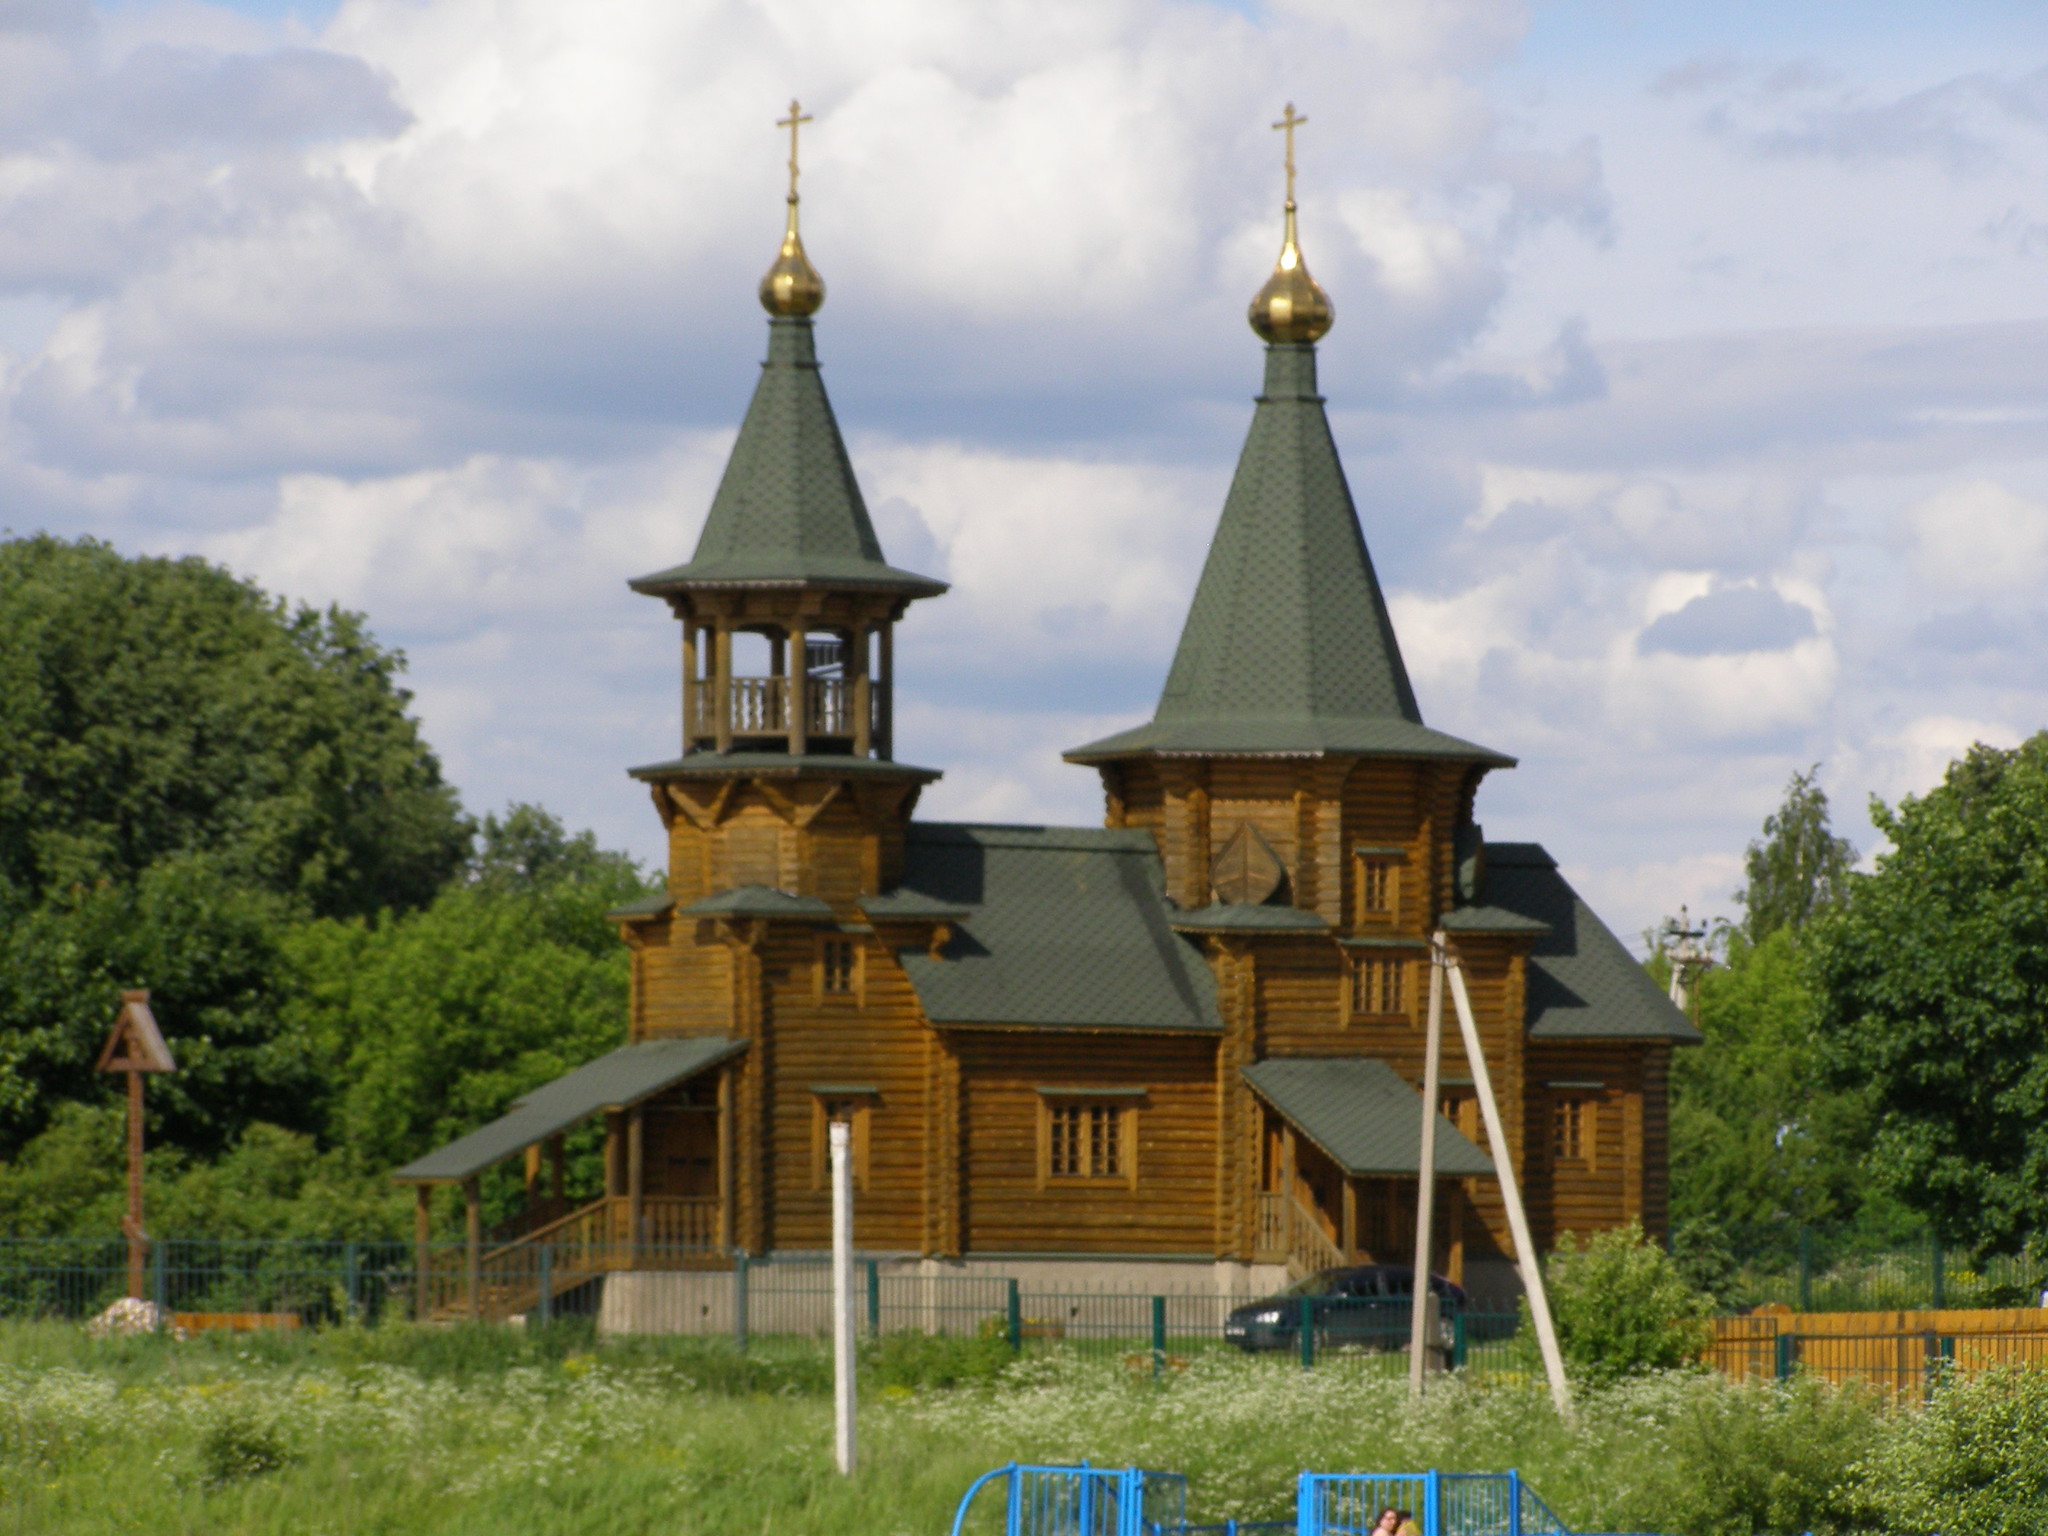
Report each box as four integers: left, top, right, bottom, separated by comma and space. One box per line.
425, 1196, 722, 1321
1255, 1191, 1347, 1279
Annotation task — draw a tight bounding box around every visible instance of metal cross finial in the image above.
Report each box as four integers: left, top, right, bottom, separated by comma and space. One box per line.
778, 98, 813, 204
1272, 102, 1307, 207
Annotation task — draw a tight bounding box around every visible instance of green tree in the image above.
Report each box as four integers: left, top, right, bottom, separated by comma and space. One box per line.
1736, 766, 1857, 944
0, 854, 318, 1155
1529, 1221, 1715, 1385
0, 534, 468, 915
1808, 735, 2048, 1251
288, 806, 654, 1222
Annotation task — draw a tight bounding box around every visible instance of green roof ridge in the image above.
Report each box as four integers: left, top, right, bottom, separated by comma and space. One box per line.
1068, 343, 1509, 765
631, 318, 944, 595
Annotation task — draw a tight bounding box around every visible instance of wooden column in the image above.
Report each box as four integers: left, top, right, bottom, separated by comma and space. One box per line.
548, 1135, 565, 1205
877, 622, 893, 759
627, 1104, 646, 1264
523, 1144, 541, 1208
1341, 1179, 1358, 1259
851, 622, 872, 757
682, 623, 699, 751
1446, 1181, 1466, 1286
787, 620, 808, 756
414, 1185, 431, 1320
125, 1070, 145, 1299
463, 1178, 481, 1321
717, 1068, 734, 1250
713, 623, 733, 754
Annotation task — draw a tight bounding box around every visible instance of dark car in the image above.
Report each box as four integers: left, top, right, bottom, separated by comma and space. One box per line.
1223, 1264, 1468, 1353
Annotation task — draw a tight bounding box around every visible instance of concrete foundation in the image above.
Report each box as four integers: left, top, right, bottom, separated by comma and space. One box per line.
596, 1255, 1294, 1337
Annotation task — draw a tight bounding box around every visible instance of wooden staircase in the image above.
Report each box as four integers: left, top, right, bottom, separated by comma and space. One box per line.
424, 1195, 722, 1322
1256, 1191, 1348, 1281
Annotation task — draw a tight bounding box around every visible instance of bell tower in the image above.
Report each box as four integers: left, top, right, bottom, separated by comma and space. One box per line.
625, 102, 946, 936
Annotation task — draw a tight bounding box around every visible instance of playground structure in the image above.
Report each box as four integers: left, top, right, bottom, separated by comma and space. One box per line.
949, 1463, 1574, 1536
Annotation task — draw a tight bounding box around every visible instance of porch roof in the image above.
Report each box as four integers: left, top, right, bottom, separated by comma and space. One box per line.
1243, 1056, 1495, 1178
391, 1036, 745, 1184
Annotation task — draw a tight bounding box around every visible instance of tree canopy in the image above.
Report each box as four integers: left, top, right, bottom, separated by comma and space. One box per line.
0, 534, 468, 917
1736, 766, 1858, 944
1808, 735, 2048, 1252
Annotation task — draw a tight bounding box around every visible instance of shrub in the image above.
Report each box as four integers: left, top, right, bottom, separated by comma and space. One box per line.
1867, 1366, 2048, 1536
197, 1412, 295, 1487
1532, 1221, 1715, 1385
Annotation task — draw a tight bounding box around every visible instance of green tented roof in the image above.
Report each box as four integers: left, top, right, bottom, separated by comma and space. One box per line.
889, 824, 1221, 1032
1475, 844, 1703, 1042
629, 319, 945, 597
1067, 343, 1509, 767
1243, 1057, 1495, 1177
391, 1037, 745, 1183
680, 886, 836, 920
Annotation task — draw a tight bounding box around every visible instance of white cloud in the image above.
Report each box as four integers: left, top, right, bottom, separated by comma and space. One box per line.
1901, 477, 2048, 594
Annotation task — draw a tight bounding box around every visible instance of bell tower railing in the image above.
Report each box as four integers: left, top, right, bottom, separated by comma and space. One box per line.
690, 675, 875, 742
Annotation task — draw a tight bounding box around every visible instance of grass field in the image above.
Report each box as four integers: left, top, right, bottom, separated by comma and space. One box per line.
0, 1319, 2029, 1536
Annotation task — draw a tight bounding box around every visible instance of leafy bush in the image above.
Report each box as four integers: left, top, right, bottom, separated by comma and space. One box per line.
196, 1412, 295, 1487
1869, 1366, 2048, 1536
861, 1330, 1015, 1391
1531, 1221, 1715, 1385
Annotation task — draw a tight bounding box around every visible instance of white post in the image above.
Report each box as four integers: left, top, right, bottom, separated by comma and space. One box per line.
1408, 941, 1447, 1396
1443, 946, 1575, 1421
830, 1119, 857, 1474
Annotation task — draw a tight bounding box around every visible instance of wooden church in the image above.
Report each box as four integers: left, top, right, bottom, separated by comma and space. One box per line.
396, 116, 1699, 1314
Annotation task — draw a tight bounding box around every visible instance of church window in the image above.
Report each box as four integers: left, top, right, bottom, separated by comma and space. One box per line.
1037, 1092, 1140, 1186
1354, 849, 1404, 924
1551, 1096, 1595, 1166
819, 937, 858, 997
1351, 956, 1408, 1018
810, 1090, 873, 1191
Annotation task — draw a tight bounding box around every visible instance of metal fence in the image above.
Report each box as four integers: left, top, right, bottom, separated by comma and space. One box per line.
1691, 1223, 2046, 1313
0, 1238, 1522, 1372
1296, 1471, 1571, 1536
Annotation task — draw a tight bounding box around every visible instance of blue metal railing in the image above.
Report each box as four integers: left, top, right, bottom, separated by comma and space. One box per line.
950, 1463, 1189, 1536
1296, 1471, 1571, 1536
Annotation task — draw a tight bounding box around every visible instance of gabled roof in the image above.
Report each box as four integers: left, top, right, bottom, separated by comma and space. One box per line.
628, 319, 945, 598
1475, 843, 1703, 1042
1067, 343, 1510, 767
888, 824, 1221, 1032
392, 1036, 745, 1183
1243, 1057, 1494, 1177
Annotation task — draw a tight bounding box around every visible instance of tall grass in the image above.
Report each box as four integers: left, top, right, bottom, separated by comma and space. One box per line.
0, 1321, 2032, 1535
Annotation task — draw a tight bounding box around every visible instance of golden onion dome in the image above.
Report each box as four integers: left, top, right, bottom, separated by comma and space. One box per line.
1248, 200, 1332, 344
759, 198, 825, 318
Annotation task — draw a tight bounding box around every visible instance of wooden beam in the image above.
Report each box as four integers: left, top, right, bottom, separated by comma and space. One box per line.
787, 620, 808, 757
713, 623, 733, 754
628, 1105, 645, 1266
1341, 1179, 1358, 1259
463, 1178, 481, 1322
415, 1185, 431, 1321
851, 621, 872, 757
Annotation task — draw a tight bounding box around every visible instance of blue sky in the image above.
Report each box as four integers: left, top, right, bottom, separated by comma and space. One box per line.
8, 0, 2048, 946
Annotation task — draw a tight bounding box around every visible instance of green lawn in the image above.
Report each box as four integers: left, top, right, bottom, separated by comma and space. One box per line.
0, 1320, 2022, 1536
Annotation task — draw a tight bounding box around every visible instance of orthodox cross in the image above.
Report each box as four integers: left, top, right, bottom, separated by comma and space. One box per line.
1272, 102, 1306, 207
778, 99, 813, 204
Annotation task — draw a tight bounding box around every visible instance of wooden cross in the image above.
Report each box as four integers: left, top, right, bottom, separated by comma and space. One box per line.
1272, 102, 1307, 206
778, 98, 813, 203
96, 990, 176, 1301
